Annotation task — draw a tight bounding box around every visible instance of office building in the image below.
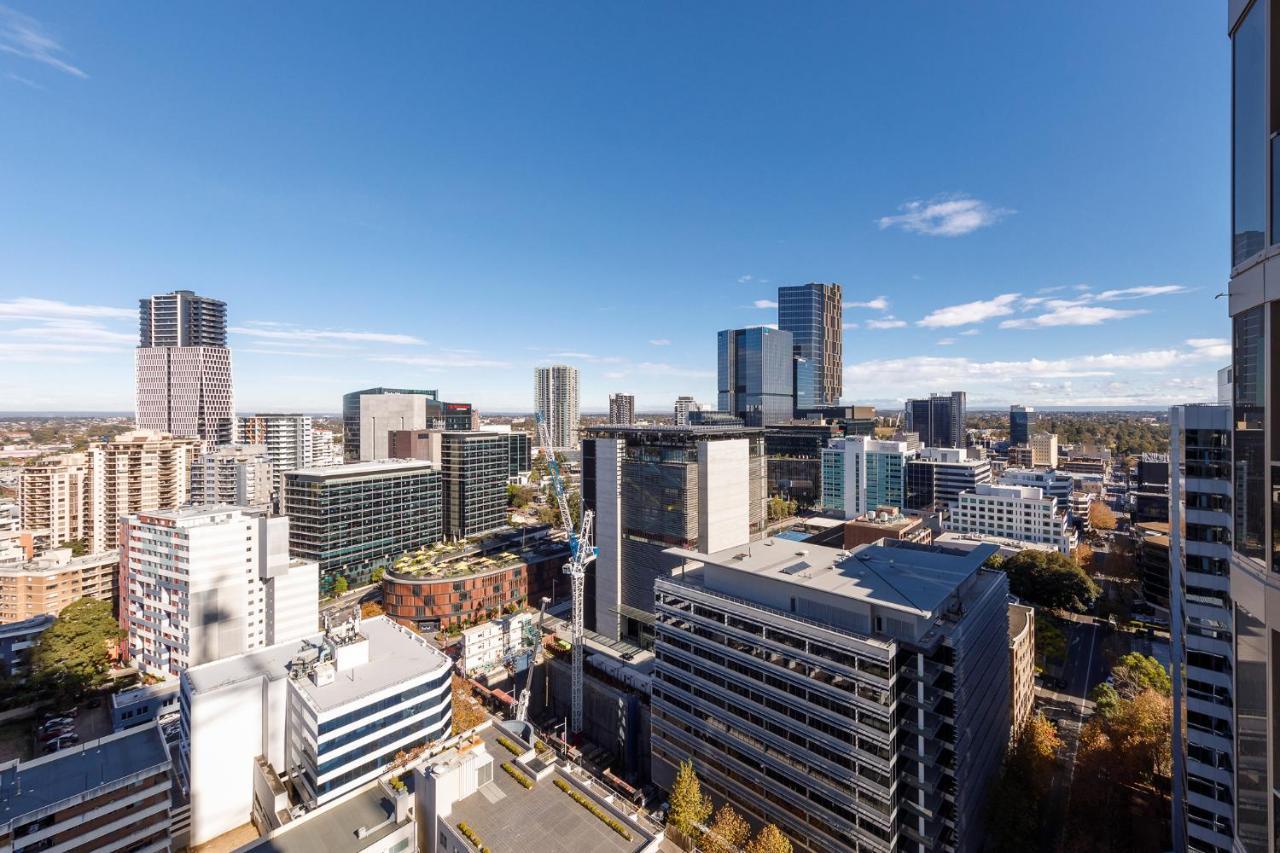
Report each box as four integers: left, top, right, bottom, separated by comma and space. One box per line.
382, 534, 568, 632
906, 447, 993, 511
652, 538, 1010, 852
136, 290, 235, 444
998, 467, 1074, 512
506, 430, 533, 478
180, 615, 452, 845
765, 421, 841, 506
947, 483, 1077, 555
0, 548, 118, 624
1009, 603, 1036, 738
823, 506, 933, 550
17, 451, 88, 555
86, 430, 203, 553
717, 326, 795, 427
441, 431, 509, 539
189, 443, 273, 513
1135, 521, 1172, 610
239, 413, 314, 491
0, 615, 53, 677
1169, 404, 1234, 852
904, 392, 967, 449
387, 428, 443, 463
821, 436, 916, 520
778, 282, 843, 407
284, 460, 443, 587
1217, 365, 1233, 405
582, 424, 767, 644
534, 364, 580, 449
609, 393, 637, 425
0, 724, 172, 853
1029, 432, 1058, 468
1009, 405, 1034, 446
121, 506, 319, 680
342, 387, 439, 462
673, 396, 700, 426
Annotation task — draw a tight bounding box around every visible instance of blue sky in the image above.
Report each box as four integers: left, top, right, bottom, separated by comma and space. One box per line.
0, 3, 1231, 413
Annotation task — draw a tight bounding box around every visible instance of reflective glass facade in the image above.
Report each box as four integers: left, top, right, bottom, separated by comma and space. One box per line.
1235, 1, 1267, 263
778, 283, 843, 407
717, 327, 795, 426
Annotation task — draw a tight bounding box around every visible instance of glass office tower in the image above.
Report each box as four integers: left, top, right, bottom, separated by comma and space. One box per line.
778, 282, 843, 408
717, 327, 795, 426
1009, 404, 1034, 446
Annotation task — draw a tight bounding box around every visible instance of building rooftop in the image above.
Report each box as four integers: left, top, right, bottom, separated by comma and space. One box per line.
391, 538, 568, 580
444, 728, 651, 853
241, 779, 404, 853
668, 536, 997, 620
287, 459, 438, 479
0, 725, 169, 826
0, 614, 53, 639
582, 424, 764, 439
183, 616, 449, 715
1008, 602, 1034, 642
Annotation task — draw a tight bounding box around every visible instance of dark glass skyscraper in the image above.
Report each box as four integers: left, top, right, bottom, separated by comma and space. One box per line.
777, 282, 843, 407
1009, 404, 1034, 446
717, 327, 794, 427
904, 391, 967, 448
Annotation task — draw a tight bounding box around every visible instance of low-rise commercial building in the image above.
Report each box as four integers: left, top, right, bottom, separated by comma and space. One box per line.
0, 724, 172, 853
948, 483, 1077, 555
180, 615, 452, 846
837, 507, 932, 550
651, 538, 1010, 852
284, 460, 443, 588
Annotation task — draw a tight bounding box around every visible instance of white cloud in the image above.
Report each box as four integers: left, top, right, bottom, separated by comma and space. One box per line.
959, 329, 981, 337
0, 298, 133, 320
877, 194, 1013, 237
1000, 304, 1147, 329
842, 322, 859, 331
753, 299, 778, 309
369, 354, 511, 370
230, 326, 425, 345
917, 293, 1020, 328
865, 317, 907, 330
844, 297, 889, 311
0, 6, 87, 78
738, 275, 754, 284
1185, 338, 1231, 359
1094, 285, 1189, 301
648, 339, 671, 346
936, 338, 956, 346
6, 320, 134, 344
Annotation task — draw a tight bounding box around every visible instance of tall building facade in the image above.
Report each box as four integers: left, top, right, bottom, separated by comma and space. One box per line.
651, 539, 1010, 853
1224, 6, 1280, 848
905, 448, 992, 511
341, 387, 439, 462
189, 444, 273, 513
673, 396, 700, 426
238, 413, 313, 491
608, 393, 636, 425
135, 290, 234, 444
440, 431, 509, 539
121, 506, 319, 680
582, 425, 767, 644
283, 460, 443, 587
905, 392, 967, 449
86, 430, 202, 553
534, 364, 580, 449
778, 282, 843, 407
1029, 432, 1059, 468
1009, 405, 1034, 446
821, 436, 916, 519
17, 452, 88, 554
717, 327, 795, 427
1169, 404, 1235, 852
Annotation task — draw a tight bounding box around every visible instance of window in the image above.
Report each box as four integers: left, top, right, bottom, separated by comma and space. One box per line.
1234, 0, 1267, 263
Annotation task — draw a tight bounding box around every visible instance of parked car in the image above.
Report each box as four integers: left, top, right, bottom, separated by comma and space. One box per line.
39, 726, 75, 743
38, 718, 74, 734
43, 734, 78, 753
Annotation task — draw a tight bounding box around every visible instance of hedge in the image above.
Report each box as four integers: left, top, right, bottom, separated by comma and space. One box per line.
495, 735, 522, 755
552, 778, 633, 840
456, 821, 490, 852
501, 762, 533, 789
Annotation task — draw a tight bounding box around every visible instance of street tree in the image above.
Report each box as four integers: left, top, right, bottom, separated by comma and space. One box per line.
1089, 501, 1118, 531
1109, 652, 1171, 698
704, 804, 751, 852
333, 576, 349, 595
1001, 550, 1100, 613
668, 760, 713, 841
31, 597, 122, 701
744, 823, 792, 853
986, 713, 1062, 852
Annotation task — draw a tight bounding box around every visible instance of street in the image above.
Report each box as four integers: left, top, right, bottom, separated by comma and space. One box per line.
1037, 614, 1105, 850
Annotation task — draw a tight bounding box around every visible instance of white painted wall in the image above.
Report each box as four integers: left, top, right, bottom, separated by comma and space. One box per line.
697, 439, 749, 554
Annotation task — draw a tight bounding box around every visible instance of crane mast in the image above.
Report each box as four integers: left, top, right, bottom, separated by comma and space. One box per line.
535, 413, 594, 735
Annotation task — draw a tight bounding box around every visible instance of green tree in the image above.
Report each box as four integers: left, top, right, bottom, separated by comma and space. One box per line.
1109, 652, 1171, 698
371, 566, 385, 583
1001, 550, 1100, 613
668, 759, 712, 840
333, 576, 349, 595
1089, 682, 1121, 719
31, 598, 122, 701
744, 823, 792, 853
55, 539, 88, 558
704, 803, 751, 853
1035, 613, 1066, 664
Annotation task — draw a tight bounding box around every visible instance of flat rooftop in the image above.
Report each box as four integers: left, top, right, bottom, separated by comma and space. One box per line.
184, 616, 449, 714
0, 725, 169, 825
446, 728, 649, 853
241, 780, 402, 853
287, 459, 437, 479
668, 536, 997, 620
391, 537, 567, 580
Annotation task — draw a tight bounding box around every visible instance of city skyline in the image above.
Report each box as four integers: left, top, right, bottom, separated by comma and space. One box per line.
1, 3, 1229, 412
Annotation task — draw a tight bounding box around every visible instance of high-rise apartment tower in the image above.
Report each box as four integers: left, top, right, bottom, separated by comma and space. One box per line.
608, 393, 636, 425
534, 365, 580, 449
777, 282, 843, 408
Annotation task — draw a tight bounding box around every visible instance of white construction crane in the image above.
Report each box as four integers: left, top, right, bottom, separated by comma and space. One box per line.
535, 412, 595, 735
